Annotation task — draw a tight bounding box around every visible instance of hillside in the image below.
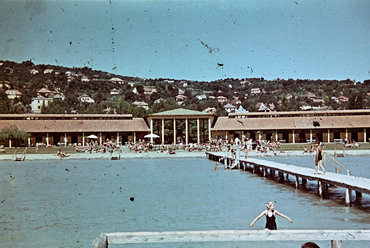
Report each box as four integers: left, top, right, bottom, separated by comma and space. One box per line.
0, 60, 369, 117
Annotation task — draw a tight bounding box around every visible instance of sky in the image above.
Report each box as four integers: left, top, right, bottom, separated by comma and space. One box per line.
0, 0, 369, 82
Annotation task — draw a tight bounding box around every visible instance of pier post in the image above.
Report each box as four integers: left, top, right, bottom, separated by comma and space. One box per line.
355, 191, 362, 200
302, 178, 307, 185
295, 176, 299, 188
345, 188, 352, 206
331, 240, 343, 248
263, 167, 267, 177
318, 181, 323, 197
278, 172, 284, 183
285, 174, 289, 180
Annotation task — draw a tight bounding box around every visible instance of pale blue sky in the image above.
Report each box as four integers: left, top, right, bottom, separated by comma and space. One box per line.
1, 0, 369, 82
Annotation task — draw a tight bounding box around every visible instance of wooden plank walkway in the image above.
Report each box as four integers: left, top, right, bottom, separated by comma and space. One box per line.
93, 230, 370, 248
206, 151, 370, 206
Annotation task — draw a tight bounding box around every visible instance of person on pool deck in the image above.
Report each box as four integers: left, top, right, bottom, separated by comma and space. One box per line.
249, 201, 293, 230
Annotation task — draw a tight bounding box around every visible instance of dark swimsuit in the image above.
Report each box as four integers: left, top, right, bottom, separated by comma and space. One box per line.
265, 210, 277, 230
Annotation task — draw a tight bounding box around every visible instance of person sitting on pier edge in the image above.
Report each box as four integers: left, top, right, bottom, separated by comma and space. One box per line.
249, 201, 293, 230
315, 145, 326, 175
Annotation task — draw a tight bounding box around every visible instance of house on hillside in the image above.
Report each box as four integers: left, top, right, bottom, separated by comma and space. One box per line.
338, 96, 349, 102
30, 95, 53, 113
143, 86, 157, 95
251, 88, 261, 94
5, 89, 22, 99
38, 88, 54, 97
78, 94, 95, 103
176, 94, 187, 102
133, 101, 149, 110
109, 77, 125, 84
203, 107, 217, 114
195, 94, 207, 100
44, 69, 54, 74
230, 97, 241, 105
110, 88, 120, 95
30, 69, 39, 75
224, 103, 236, 113
217, 96, 227, 104
235, 105, 248, 113
81, 76, 90, 82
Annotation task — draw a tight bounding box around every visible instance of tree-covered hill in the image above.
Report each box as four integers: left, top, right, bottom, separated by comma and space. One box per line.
0, 60, 369, 117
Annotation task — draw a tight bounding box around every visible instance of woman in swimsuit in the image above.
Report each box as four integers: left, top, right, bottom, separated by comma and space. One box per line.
249, 201, 293, 230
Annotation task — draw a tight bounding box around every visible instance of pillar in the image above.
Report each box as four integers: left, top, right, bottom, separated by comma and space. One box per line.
133, 132, 136, 144
99, 132, 102, 146
310, 130, 313, 142
117, 132, 120, 146
185, 118, 189, 146
82, 132, 85, 146
197, 118, 200, 144
28, 137, 31, 147
364, 128, 367, 143
173, 119, 176, 144
9, 140, 12, 148
46, 133, 49, 146
65, 132, 67, 147
150, 119, 154, 144
161, 119, 165, 144
345, 129, 348, 139
208, 118, 212, 141
328, 129, 331, 143
292, 130, 295, 144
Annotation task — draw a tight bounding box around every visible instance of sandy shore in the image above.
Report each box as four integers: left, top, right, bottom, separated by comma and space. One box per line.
1, 149, 370, 161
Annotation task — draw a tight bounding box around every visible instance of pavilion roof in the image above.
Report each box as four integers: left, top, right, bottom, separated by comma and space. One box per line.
149, 108, 213, 117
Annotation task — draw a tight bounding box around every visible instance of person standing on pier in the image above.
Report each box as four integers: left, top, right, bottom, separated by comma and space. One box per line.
315, 145, 326, 174
249, 201, 293, 230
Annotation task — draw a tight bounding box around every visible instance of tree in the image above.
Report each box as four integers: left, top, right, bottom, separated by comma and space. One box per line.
348, 93, 364, 109
41, 101, 67, 114
0, 125, 29, 147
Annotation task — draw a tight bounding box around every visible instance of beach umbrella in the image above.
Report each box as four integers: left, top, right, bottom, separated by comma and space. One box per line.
87, 134, 98, 139
144, 133, 160, 139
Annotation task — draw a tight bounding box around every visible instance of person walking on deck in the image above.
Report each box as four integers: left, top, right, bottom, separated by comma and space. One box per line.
249, 201, 293, 230
315, 145, 326, 174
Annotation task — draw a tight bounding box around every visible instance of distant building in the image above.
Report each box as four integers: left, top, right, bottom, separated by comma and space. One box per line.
5, 89, 22, 99
203, 107, 217, 114
109, 77, 125, 84
217, 96, 228, 104
251, 88, 261, 94
133, 101, 149, 110
224, 103, 236, 113
78, 94, 95, 103
235, 105, 248, 113
110, 88, 120, 95
195, 94, 207, 100
30, 96, 53, 113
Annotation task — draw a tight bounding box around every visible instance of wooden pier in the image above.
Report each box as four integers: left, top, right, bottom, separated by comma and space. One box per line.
206, 151, 370, 206
93, 229, 370, 248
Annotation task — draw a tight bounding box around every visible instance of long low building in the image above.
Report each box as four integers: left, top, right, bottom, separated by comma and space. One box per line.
0, 114, 150, 147
212, 110, 370, 143
0, 109, 369, 147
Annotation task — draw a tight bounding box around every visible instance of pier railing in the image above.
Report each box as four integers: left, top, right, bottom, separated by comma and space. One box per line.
92, 229, 370, 248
